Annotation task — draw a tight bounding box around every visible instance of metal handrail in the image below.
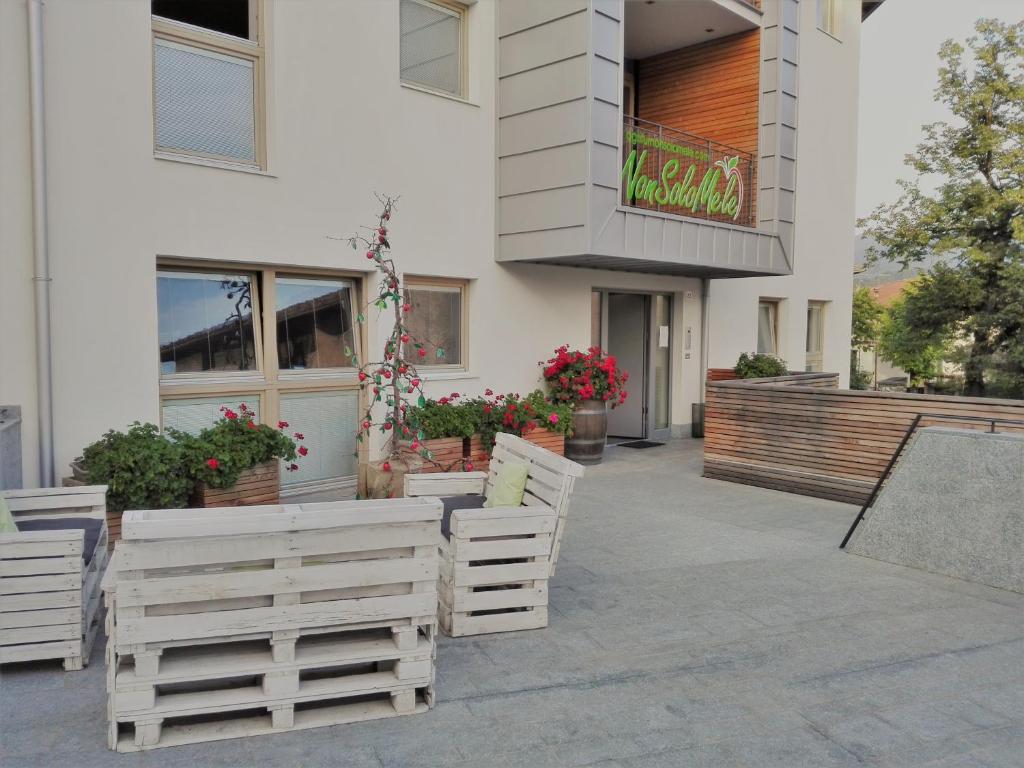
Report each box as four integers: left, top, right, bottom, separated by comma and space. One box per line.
839, 413, 1024, 549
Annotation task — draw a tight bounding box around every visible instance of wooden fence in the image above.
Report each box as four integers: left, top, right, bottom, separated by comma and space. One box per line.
703, 373, 1024, 504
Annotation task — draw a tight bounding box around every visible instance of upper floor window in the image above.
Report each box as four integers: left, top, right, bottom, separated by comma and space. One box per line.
152, 1, 265, 169
399, 0, 466, 98
403, 279, 466, 368
816, 0, 840, 38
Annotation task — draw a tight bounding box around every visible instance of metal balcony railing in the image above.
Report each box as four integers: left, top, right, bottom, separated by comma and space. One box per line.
621, 116, 757, 229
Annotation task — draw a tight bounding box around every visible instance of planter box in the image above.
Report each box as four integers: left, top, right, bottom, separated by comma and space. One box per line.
194, 461, 280, 508
413, 437, 467, 474
524, 430, 565, 456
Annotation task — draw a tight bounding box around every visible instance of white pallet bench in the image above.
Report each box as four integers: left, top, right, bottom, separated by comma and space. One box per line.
1, 486, 109, 671
406, 433, 584, 636
103, 498, 441, 751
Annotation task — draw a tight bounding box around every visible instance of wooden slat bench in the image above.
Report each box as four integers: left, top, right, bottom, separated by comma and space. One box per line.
102, 497, 441, 751
0, 486, 109, 671
405, 433, 584, 636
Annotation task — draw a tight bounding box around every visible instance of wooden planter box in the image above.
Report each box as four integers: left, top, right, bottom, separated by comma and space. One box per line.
193, 461, 280, 508
524, 429, 565, 456
412, 436, 467, 474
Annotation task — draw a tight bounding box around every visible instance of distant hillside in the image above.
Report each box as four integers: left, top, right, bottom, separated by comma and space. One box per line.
853, 235, 957, 288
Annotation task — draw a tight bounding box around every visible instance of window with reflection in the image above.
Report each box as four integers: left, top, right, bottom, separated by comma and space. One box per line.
403, 282, 464, 366
276, 277, 357, 370
157, 271, 258, 375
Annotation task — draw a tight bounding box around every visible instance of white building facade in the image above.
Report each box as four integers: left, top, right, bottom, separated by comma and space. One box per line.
1, 0, 876, 492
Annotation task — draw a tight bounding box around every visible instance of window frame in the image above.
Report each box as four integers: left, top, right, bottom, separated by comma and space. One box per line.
805, 300, 826, 372
757, 299, 780, 357
151, 0, 267, 169
402, 276, 468, 372
156, 261, 367, 497
398, 0, 469, 101
816, 0, 841, 39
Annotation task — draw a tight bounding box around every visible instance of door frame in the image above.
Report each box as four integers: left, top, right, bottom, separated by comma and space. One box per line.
593, 288, 673, 442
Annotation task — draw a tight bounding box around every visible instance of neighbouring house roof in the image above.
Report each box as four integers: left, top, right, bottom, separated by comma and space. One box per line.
862, 1, 885, 20
868, 278, 914, 308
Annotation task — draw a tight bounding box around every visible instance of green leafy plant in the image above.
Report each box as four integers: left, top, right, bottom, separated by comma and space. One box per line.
733, 353, 788, 379
79, 422, 192, 514
170, 403, 306, 490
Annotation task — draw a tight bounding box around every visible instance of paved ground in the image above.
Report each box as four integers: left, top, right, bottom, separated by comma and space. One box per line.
3, 439, 1023, 767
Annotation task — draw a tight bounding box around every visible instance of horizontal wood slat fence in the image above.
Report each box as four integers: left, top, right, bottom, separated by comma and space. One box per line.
703, 373, 1024, 504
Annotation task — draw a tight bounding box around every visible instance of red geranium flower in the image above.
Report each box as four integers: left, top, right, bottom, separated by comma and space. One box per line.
206, 458, 219, 470
224, 410, 237, 420
277, 420, 289, 429
298, 446, 308, 457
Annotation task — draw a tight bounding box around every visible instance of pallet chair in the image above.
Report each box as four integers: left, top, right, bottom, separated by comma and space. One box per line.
0, 485, 109, 670
404, 433, 585, 636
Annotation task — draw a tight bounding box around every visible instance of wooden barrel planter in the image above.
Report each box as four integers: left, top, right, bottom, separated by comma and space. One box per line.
193, 461, 280, 508
565, 399, 607, 465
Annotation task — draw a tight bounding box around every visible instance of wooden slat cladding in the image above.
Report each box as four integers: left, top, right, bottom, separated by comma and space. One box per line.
636, 31, 761, 157
703, 375, 1024, 504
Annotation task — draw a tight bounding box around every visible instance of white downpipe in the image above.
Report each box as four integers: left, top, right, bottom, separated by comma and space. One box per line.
699, 277, 710, 404
28, 0, 55, 485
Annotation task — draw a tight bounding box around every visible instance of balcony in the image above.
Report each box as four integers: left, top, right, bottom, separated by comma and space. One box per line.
621, 116, 757, 229
496, 0, 798, 278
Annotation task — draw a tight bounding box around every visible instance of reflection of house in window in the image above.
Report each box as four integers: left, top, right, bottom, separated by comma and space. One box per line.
157, 271, 257, 374
276, 278, 356, 370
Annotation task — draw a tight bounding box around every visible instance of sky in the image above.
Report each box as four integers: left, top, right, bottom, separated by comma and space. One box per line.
855, 0, 1021, 221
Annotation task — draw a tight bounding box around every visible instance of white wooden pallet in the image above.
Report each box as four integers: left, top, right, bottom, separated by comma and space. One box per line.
404, 433, 585, 637
104, 498, 442, 750
1, 486, 109, 670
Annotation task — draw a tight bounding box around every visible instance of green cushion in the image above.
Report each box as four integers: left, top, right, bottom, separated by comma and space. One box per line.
0, 495, 18, 534
484, 463, 529, 508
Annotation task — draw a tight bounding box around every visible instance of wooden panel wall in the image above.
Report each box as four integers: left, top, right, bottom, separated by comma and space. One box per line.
636, 30, 761, 156
703, 375, 1024, 504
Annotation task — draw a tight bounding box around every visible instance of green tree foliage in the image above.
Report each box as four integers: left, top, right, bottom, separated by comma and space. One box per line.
851, 287, 884, 351
733, 353, 788, 379
860, 19, 1024, 396
877, 295, 947, 388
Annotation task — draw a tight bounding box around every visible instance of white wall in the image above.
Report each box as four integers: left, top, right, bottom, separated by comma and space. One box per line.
0, 0, 40, 486
707, 0, 860, 382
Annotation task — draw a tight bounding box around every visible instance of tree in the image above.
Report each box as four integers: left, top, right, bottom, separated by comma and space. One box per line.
877, 295, 947, 388
849, 287, 883, 389
860, 19, 1024, 396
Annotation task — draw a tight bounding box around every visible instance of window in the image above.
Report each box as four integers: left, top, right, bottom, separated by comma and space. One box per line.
817, 0, 840, 37
276, 277, 357, 371
403, 280, 466, 368
157, 266, 363, 496
757, 300, 779, 356
806, 301, 825, 372
399, 0, 466, 98
157, 271, 259, 375
152, 0, 265, 168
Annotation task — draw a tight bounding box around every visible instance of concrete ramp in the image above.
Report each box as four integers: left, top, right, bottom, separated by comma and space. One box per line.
846, 427, 1024, 593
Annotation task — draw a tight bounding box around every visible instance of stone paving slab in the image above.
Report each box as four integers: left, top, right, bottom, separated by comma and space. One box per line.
1, 439, 1022, 767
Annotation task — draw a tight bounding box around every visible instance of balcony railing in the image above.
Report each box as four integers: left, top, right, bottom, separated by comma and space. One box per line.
621, 116, 757, 229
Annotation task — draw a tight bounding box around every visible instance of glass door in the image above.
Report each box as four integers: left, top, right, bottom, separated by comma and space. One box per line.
650, 294, 672, 441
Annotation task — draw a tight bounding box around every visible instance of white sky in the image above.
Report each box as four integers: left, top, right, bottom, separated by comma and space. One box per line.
855, 0, 1022, 220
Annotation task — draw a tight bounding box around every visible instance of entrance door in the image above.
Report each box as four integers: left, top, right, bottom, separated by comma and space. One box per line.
606, 293, 648, 438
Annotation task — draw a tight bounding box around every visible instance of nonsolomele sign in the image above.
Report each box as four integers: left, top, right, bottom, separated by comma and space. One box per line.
621, 144, 744, 221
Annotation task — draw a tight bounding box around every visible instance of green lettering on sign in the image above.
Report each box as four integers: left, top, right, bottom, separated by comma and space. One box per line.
621, 137, 744, 222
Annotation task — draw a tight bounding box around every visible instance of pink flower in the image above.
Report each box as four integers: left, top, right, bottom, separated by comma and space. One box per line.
548, 413, 559, 425
417, 348, 426, 358
382, 461, 392, 472
206, 458, 219, 470
224, 410, 238, 420
298, 446, 308, 457
277, 420, 289, 429
465, 462, 475, 472
294, 432, 304, 440
288, 463, 299, 472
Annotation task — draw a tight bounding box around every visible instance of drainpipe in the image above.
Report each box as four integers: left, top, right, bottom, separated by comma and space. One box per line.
28, 0, 55, 486
699, 277, 711, 404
